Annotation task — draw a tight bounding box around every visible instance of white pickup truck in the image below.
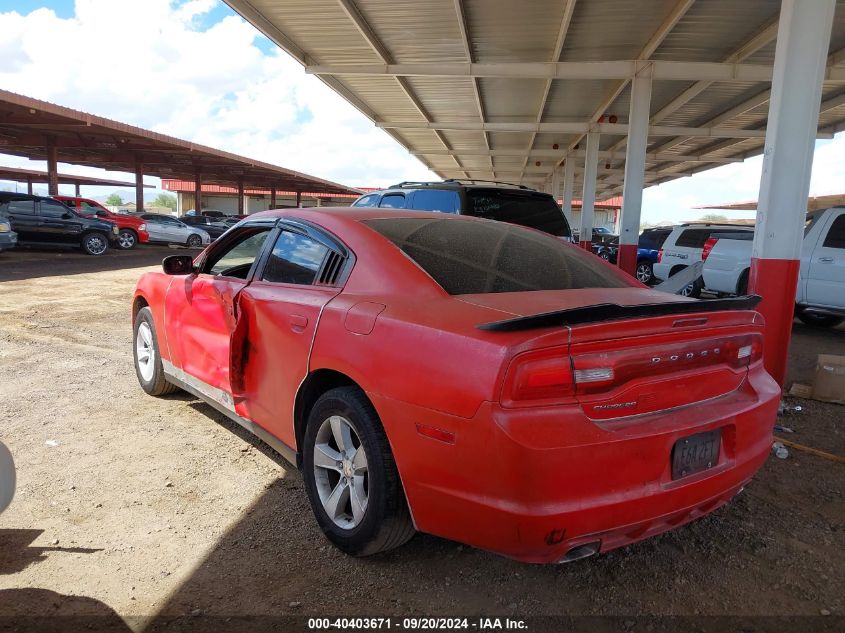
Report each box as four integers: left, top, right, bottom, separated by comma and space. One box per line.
702, 207, 845, 327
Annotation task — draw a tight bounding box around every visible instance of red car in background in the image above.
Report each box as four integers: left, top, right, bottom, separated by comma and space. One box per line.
131, 209, 780, 563
54, 196, 149, 249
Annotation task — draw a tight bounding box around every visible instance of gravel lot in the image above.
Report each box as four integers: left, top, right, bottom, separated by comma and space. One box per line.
0, 247, 843, 630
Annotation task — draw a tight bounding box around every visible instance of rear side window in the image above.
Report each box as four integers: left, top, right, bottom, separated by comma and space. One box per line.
378, 194, 405, 209
262, 230, 329, 285
675, 228, 715, 248
822, 214, 845, 249
639, 230, 670, 249
40, 200, 72, 218
6, 200, 35, 216
363, 217, 630, 295
465, 189, 570, 238
408, 189, 459, 213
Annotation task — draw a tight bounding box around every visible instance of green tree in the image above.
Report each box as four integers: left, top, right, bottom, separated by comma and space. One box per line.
105, 193, 123, 206
153, 193, 177, 210
699, 213, 729, 223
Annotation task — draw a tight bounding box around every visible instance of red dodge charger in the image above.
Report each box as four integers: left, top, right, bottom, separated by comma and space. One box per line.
132, 208, 780, 563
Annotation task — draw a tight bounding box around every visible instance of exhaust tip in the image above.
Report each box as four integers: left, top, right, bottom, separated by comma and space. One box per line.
559, 541, 601, 563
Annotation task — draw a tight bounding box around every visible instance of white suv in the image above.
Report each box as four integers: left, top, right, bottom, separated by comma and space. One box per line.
652, 223, 755, 297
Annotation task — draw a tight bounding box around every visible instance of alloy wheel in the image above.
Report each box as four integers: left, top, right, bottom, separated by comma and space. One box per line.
135, 322, 155, 382
86, 235, 107, 255
636, 263, 652, 283
118, 231, 136, 249
313, 415, 369, 530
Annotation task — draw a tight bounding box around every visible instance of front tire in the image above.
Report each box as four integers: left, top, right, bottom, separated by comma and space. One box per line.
81, 232, 109, 256
133, 307, 179, 396
186, 234, 203, 248
117, 229, 138, 250
302, 386, 415, 557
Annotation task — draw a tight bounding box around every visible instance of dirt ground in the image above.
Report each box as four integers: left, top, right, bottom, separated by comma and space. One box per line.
0, 247, 843, 631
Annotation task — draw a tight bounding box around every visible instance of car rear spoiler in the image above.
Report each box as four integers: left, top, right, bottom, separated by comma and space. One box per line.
477, 295, 762, 332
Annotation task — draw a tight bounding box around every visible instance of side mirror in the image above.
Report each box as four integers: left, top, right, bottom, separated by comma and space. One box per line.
162, 255, 195, 275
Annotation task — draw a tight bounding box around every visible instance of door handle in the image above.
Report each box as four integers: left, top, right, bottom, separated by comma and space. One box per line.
290, 314, 308, 332
818, 256, 834, 263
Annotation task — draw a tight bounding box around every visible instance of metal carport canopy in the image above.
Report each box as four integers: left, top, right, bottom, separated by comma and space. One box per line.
223, 0, 845, 198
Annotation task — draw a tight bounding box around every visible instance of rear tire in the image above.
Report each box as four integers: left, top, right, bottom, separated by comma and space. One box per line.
737, 269, 750, 296
796, 309, 844, 328
81, 231, 109, 256
187, 234, 203, 248
133, 307, 179, 396
117, 229, 137, 250
635, 260, 653, 284
302, 386, 415, 557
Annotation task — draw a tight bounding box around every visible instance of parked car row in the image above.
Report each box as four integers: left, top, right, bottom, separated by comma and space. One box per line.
0, 193, 222, 256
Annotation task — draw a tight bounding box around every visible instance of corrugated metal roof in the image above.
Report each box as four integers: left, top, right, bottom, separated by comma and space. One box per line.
224, 0, 845, 196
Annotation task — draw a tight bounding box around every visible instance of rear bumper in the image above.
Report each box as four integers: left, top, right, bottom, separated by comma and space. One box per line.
373, 365, 780, 563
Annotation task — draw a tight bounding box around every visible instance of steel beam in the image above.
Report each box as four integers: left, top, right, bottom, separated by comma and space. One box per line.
562, 159, 575, 226
749, 0, 836, 386
194, 170, 202, 215
46, 139, 58, 196
135, 156, 144, 214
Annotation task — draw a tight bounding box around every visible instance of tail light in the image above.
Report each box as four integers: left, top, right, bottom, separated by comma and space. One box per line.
657, 248, 663, 263
501, 347, 574, 406
702, 237, 719, 261
501, 335, 763, 406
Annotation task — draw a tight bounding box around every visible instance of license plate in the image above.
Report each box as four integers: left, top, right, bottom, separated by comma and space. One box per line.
671, 430, 721, 480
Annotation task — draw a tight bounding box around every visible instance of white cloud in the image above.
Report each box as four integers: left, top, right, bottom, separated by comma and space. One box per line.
0, 0, 434, 191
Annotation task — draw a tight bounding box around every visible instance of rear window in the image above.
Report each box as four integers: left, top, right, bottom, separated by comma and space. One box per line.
363, 217, 630, 295
465, 189, 571, 238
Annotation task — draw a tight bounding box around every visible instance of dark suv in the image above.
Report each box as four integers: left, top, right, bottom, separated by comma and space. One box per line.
352, 179, 572, 239
0, 192, 118, 256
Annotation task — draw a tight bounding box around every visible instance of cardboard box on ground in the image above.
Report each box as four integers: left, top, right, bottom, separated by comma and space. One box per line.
789, 354, 845, 405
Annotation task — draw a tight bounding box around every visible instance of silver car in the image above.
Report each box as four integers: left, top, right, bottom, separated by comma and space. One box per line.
139, 213, 212, 248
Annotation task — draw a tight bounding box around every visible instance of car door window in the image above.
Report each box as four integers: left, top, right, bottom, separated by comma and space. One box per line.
203, 228, 272, 279
822, 215, 845, 249
352, 193, 380, 207
378, 194, 406, 209
40, 200, 72, 219
262, 229, 329, 285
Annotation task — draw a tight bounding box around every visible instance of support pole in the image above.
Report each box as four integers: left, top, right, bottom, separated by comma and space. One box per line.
562, 159, 575, 229
749, 0, 836, 387
26, 179, 32, 195
551, 167, 562, 204
194, 170, 202, 215
237, 178, 245, 215
578, 132, 600, 250
75, 183, 81, 197
46, 140, 59, 196
270, 188, 277, 210
618, 67, 653, 277
295, 191, 302, 208
135, 156, 144, 214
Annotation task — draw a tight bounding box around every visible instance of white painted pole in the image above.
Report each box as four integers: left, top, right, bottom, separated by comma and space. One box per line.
551, 167, 562, 203
749, 0, 835, 386
578, 132, 600, 249
562, 158, 575, 229
618, 67, 653, 276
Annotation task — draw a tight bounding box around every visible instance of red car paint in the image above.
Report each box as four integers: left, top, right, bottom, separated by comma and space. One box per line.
54, 196, 149, 244
133, 208, 780, 563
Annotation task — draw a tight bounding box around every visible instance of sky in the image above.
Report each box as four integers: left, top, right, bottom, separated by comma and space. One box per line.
0, 0, 843, 223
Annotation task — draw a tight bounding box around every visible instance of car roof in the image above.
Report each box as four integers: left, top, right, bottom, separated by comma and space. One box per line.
360, 179, 551, 196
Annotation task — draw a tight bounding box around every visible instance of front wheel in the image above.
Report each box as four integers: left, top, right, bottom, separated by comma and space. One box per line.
133, 307, 179, 396
302, 386, 415, 557
186, 234, 203, 248
81, 232, 109, 256
635, 261, 653, 284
